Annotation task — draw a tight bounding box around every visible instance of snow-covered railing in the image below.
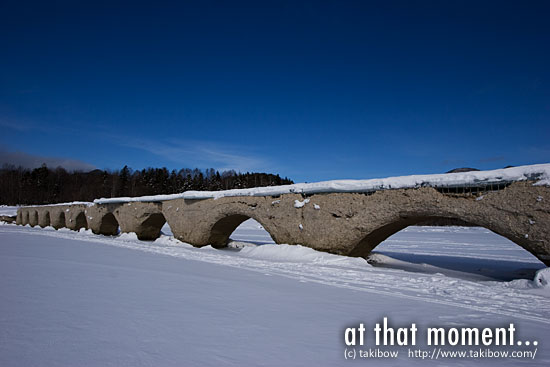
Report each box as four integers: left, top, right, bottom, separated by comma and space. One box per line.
93, 163, 550, 204
19, 201, 93, 209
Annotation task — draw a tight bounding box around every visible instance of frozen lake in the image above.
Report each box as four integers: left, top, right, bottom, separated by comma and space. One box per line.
0, 212, 549, 366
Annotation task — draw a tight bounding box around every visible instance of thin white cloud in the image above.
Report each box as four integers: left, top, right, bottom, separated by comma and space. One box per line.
0, 148, 96, 171
116, 137, 270, 173
0, 119, 33, 132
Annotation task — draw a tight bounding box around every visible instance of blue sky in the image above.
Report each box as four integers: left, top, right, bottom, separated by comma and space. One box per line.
1, 0, 549, 182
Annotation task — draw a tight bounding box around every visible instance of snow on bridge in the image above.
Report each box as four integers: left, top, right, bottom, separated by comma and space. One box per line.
92, 163, 550, 204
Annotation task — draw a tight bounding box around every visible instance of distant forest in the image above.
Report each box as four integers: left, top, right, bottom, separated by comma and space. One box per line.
0, 164, 293, 205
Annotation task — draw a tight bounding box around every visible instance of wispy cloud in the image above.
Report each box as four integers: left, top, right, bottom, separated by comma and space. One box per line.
111, 136, 271, 173
441, 159, 466, 166
524, 146, 550, 159
0, 147, 96, 171
0, 119, 33, 132
478, 156, 505, 163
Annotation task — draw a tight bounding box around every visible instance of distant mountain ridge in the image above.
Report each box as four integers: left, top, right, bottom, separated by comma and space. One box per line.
446, 167, 480, 173
446, 165, 516, 174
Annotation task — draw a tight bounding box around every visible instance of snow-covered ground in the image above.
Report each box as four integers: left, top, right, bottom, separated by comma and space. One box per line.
1, 210, 549, 366
0, 205, 18, 216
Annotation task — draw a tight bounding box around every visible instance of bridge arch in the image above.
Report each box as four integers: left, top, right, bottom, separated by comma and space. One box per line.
348, 215, 547, 265
52, 211, 66, 229
38, 211, 51, 228
207, 213, 277, 247
138, 212, 166, 240
73, 211, 88, 230
95, 212, 120, 236
22, 210, 30, 225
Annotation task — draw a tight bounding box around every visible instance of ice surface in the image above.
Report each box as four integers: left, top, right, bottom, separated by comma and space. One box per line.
1, 222, 549, 366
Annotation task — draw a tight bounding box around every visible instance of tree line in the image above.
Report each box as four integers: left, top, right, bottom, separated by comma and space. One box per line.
0, 164, 293, 205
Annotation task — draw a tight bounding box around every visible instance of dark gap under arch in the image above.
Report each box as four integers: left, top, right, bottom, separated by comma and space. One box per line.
209, 215, 276, 248
43, 211, 51, 227
56, 211, 66, 229
74, 212, 87, 230
138, 213, 166, 240
354, 216, 546, 281
30, 211, 38, 226
99, 213, 119, 236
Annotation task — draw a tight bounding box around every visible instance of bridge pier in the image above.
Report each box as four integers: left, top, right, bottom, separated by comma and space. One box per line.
113, 202, 165, 240
21, 210, 29, 226
63, 205, 89, 231
49, 207, 67, 229
86, 202, 165, 240
28, 210, 38, 227
86, 203, 121, 236
37, 209, 51, 228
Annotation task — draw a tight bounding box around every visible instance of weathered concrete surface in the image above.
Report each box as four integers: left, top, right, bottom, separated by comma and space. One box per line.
162, 182, 550, 266
14, 181, 550, 266
16, 202, 165, 240
62, 205, 89, 230
85, 202, 165, 240
86, 202, 166, 240
112, 202, 165, 240
162, 197, 290, 247
17, 205, 87, 230
48, 207, 67, 229
86, 203, 121, 236
21, 210, 29, 226
37, 209, 50, 228
28, 209, 39, 227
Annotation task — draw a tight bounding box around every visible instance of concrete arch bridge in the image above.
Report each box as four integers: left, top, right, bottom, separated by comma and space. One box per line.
15, 165, 550, 266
